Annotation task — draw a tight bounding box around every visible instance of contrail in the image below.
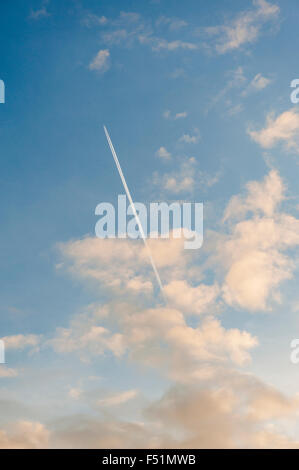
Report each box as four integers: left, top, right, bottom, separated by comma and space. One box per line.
103, 126, 166, 301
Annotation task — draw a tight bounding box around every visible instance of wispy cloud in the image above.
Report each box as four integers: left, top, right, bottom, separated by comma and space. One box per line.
208, 67, 271, 116
119, 11, 141, 23
29, 0, 50, 20
199, 0, 279, 54
242, 73, 271, 96
82, 13, 108, 27
152, 39, 197, 51
249, 73, 271, 90
96, 11, 196, 53
156, 16, 188, 31
163, 110, 188, 120
97, 389, 138, 407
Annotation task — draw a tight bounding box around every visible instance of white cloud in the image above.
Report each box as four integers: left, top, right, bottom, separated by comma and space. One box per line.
242, 73, 271, 96
89, 49, 110, 73
48, 296, 257, 377
82, 14, 108, 27
165, 280, 220, 315
153, 156, 220, 195
119, 11, 141, 23
154, 157, 196, 194
156, 16, 188, 31
54, 228, 258, 374
249, 108, 299, 153
68, 388, 82, 400
156, 146, 171, 160
49, 315, 125, 360
217, 170, 299, 311
207, 66, 246, 114
179, 129, 200, 144
44, 167, 299, 447
223, 169, 285, 221
103, 29, 130, 45
114, 304, 258, 372
250, 73, 271, 90
201, 0, 280, 54
1, 334, 41, 352
175, 112, 187, 120
163, 110, 187, 120
57, 237, 155, 295
209, 68, 271, 115
152, 39, 197, 51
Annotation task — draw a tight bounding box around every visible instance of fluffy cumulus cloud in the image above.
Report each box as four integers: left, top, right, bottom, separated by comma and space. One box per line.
119, 306, 257, 372
164, 280, 220, 315
54, 170, 298, 374
216, 170, 299, 311
249, 108, 299, 153
53, 218, 258, 380
57, 236, 154, 295
58, 227, 207, 296
47, 300, 257, 380
223, 169, 285, 220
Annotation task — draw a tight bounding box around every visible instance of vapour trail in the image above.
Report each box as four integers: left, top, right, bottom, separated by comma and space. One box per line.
103, 126, 166, 301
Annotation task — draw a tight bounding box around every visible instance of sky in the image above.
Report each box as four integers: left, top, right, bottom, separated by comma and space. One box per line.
0, 0, 299, 448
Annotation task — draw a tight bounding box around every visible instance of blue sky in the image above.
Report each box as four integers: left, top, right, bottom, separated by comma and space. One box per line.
0, 0, 299, 448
